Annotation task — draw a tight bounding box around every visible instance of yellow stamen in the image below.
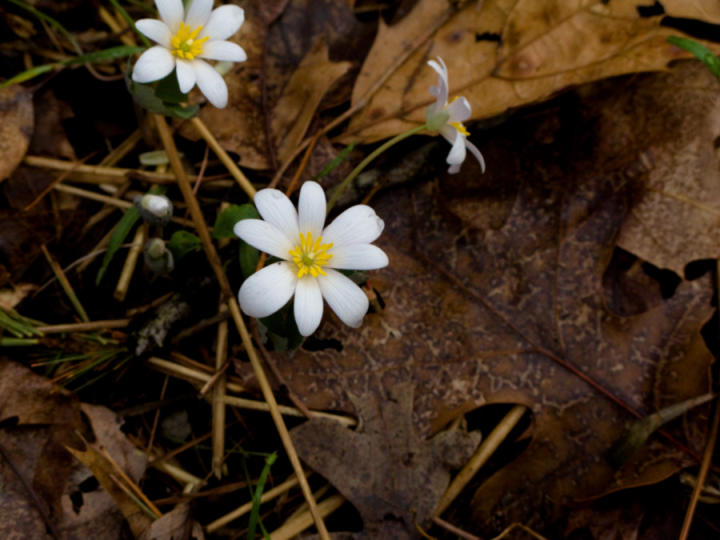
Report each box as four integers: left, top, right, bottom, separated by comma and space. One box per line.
450, 121, 469, 136
170, 22, 209, 60
288, 232, 333, 278
447, 96, 470, 136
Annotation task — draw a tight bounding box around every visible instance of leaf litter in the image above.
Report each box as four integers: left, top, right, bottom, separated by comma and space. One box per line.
1, 0, 720, 539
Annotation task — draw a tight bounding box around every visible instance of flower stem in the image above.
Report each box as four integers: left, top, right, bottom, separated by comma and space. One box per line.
327, 123, 427, 211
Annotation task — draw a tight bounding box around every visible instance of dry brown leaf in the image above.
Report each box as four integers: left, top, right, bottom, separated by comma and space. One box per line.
237, 92, 714, 534
582, 62, 720, 274
271, 39, 350, 164
190, 0, 368, 169
291, 383, 481, 538
0, 85, 33, 182
0, 283, 36, 309
138, 504, 204, 540
343, 0, 720, 143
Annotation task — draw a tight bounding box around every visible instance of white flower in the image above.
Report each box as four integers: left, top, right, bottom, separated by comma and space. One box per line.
234, 181, 389, 337
425, 57, 485, 174
132, 0, 247, 108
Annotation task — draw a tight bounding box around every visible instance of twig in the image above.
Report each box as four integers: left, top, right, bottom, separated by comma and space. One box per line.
268, 494, 344, 540
146, 375, 169, 456
206, 474, 301, 532
24, 155, 176, 184
36, 319, 129, 333
678, 396, 720, 539
41, 244, 89, 322
99, 447, 162, 518
434, 405, 526, 517
222, 395, 356, 426
154, 114, 330, 539
212, 299, 228, 478
432, 516, 480, 540
113, 225, 145, 302
54, 184, 194, 226
189, 117, 256, 199
146, 356, 245, 394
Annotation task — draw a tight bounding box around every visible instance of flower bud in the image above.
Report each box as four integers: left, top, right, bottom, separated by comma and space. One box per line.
135, 193, 173, 226
425, 109, 450, 132
144, 238, 174, 274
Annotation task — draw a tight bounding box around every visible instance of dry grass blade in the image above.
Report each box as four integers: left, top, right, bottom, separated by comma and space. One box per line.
41, 244, 89, 322
153, 113, 330, 540
268, 494, 344, 540
434, 405, 526, 517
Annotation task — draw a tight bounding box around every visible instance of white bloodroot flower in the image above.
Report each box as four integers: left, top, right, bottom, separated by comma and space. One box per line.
132, 0, 247, 108
425, 57, 485, 174
234, 181, 389, 337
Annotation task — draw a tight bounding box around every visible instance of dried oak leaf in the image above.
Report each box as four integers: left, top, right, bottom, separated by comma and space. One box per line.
583, 61, 720, 275
0, 85, 33, 182
238, 99, 714, 534
187, 0, 364, 170
291, 383, 481, 539
343, 0, 720, 143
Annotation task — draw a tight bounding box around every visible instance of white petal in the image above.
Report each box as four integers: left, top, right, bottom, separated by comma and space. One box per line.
442, 126, 466, 174
175, 59, 196, 93
155, 0, 184, 33
298, 181, 326, 238
234, 219, 293, 260
200, 5, 245, 41
132, 46, 175, 83
446, 96, 471, 123
318, 269, 369, 329
427, 57, 448, 105
253, 189, 300, 243
135, 19, 172, 47
327, 244, 388, 270
184, 0, 213, 28
190, 59, 228, 108
322, 205, 384, 247
238, 262, 297, 319
199, 40, 247, 62
466, 138, 486, 173
294, 277, 324, 336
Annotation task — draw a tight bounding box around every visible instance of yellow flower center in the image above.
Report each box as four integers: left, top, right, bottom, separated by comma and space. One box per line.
170, 22, 209, 60
447, 96, 470, 136
288, 232, 333, 278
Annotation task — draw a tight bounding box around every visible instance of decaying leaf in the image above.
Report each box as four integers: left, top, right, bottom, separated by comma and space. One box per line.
343, 0, 720, 143
0, 85, 33, 182
59, 404, 148, 539
271, 39, 350, 164
584, 62, 720, 275
291, 383, 481, 538
138, 504, 205, 540
190, 0, 369, 169
237, 80, 714, 534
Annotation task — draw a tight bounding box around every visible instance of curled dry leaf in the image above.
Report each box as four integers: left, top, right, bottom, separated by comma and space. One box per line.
291, 383, 482, 539
0, 85, 33, 182
237, 86, 714, 534
343, 0, 720, 143
583, 61, 720, 275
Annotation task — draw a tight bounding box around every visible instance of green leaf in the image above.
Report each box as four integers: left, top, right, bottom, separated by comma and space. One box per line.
64, 45, 143, 65
155, 72, 188, 104
167, 230, 202, 262
1, 45, 142, 90
312, 142, 355, 181
96, 206, 140, 286
247, 452, 277, 540
239, 242, 260, 279
0, 64, 57, 89
667, 36, 720, 82
126, 71, 198, 120
213, 204, 259, 239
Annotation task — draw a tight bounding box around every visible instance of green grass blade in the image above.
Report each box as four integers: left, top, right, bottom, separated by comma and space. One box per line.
96, 206, 140, 285
312, 143, 355, 181
7, 0, 81, 52
64, 45, 144, 66
247, 452, 277, 540
667, 36, 720, 82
